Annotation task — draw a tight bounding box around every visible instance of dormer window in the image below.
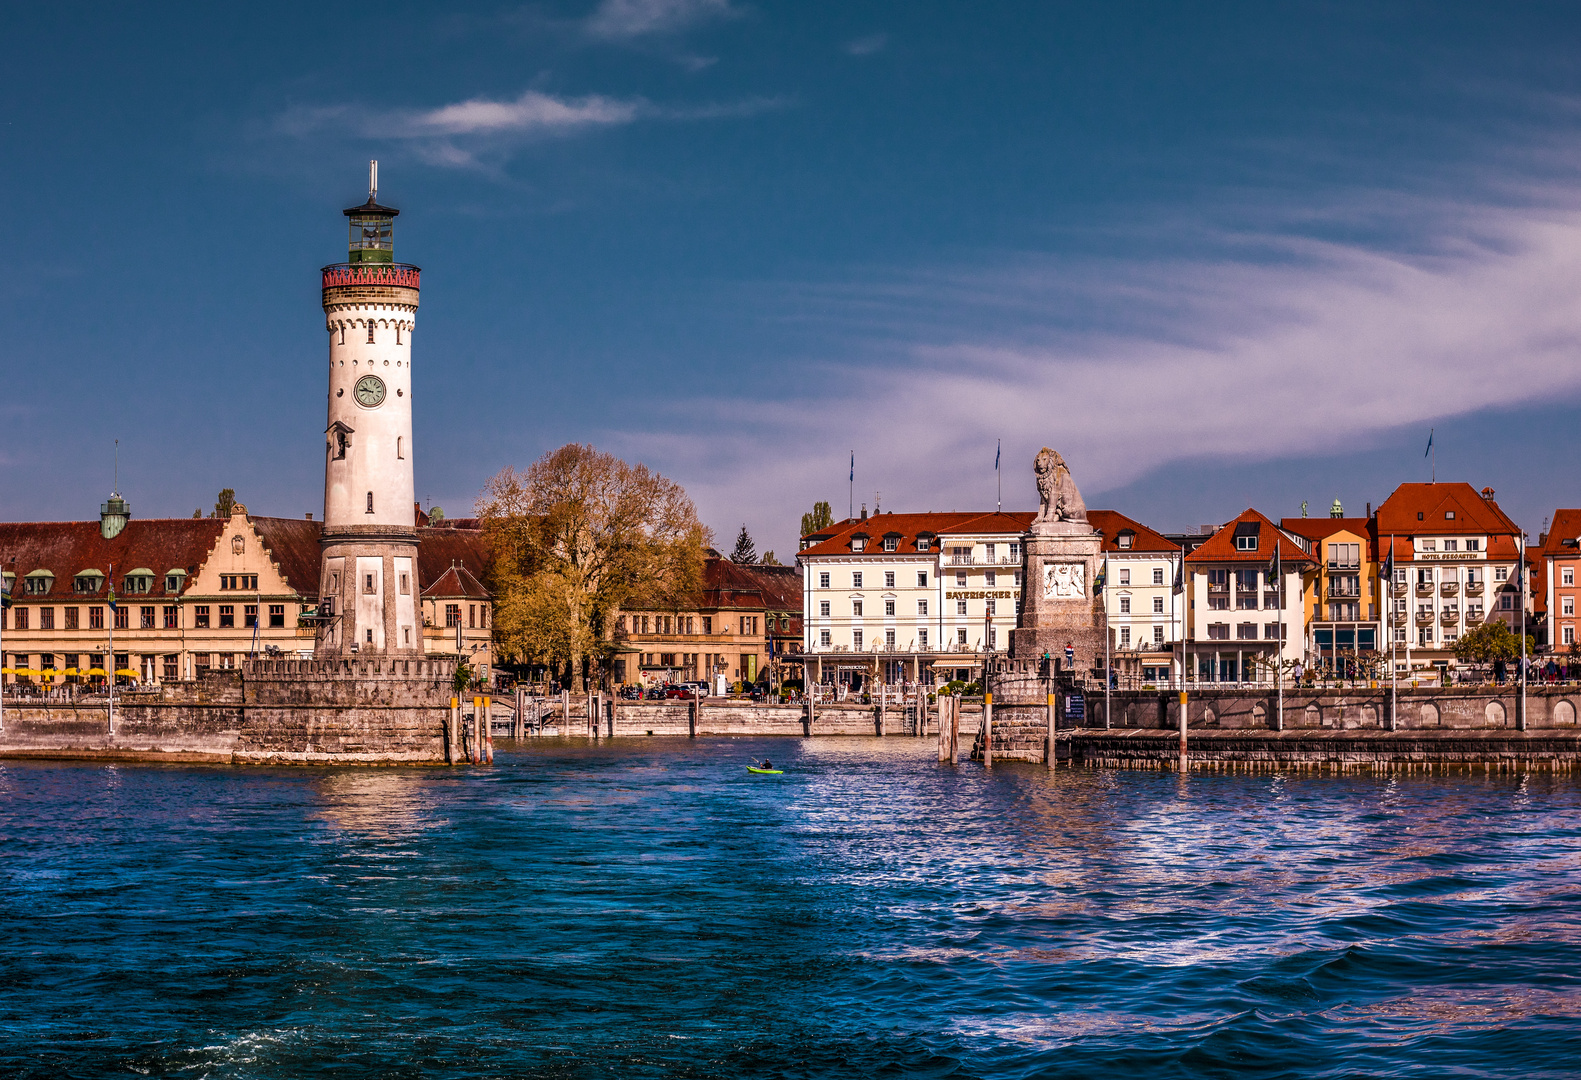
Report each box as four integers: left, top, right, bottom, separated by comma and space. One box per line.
851, 534, 867, 552
73, 571, 104, 594
883, 534, 900, 552
122, 572, 154, 594
1235, 535, 1257, 551
917, 536, 932, 553
165, 571, 187, 593
24, 571, 54, 595
1445, 511, 1456, 519
1117, 531, 1134, 550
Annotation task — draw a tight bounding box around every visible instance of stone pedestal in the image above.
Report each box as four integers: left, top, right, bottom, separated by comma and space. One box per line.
1010, 522, 1104, 675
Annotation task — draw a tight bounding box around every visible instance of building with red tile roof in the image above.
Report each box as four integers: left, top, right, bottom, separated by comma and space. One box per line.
1184, 509, 1313, 684
1, 500, 491, 691
1537, 509, 1581, 655
1279, 512, 1382, 673
1088, 510, 1184, 686
1373, 482, 1526, 677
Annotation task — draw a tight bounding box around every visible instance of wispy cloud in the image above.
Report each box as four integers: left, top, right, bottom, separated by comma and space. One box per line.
277, 87, 785, 168
584, 0, 737, 40
608, 195, 1581, 543
842, 33, 888, 57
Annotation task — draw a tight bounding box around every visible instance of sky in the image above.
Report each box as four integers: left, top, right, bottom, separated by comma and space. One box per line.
5, 1, 1581, 554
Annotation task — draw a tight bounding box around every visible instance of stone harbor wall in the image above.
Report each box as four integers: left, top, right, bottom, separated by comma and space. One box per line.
0, 657, 456, 764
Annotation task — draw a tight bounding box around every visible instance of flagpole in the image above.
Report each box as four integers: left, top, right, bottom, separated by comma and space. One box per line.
1389, 534, 1397, 730
849, 451, 854, 521
996, 439, 1001, 513
107, 563, 115, 735
1274, 543, 1283, 731
1103, 550, 1111, 729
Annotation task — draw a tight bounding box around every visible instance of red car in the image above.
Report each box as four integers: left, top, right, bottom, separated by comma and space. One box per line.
662, 684, 696, 699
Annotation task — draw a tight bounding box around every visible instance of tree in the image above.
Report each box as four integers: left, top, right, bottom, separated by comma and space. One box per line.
210, 488, 236, 518
760, 550, 782, 566
428, 506, 445, 524
476, 444, 710, 691
731, 525, 757, 564
1453, 621, 1534, 665
801, 500, 833, 537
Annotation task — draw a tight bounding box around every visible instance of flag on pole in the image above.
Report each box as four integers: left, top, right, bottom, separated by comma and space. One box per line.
1266, 542, 1281, 586
107, 565, 117, 614
1172, 557, 1184, 594
1424, 429, 1433, 457
850, 452, 854, 483
995, 440, 1000, 471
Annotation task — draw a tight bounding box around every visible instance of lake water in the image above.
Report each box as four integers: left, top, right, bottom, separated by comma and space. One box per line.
3, 738, 1581, 1078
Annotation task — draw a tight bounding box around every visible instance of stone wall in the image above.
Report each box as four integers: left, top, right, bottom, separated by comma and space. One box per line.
0, 657, 456, 765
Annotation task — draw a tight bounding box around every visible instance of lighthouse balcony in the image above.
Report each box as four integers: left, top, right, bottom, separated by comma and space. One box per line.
321, 263, 421, 289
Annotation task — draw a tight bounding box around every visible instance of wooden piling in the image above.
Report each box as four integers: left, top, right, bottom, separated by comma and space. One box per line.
984, 692, 993, 768
938, 694, 951, 762
1045, 691, 1055, 768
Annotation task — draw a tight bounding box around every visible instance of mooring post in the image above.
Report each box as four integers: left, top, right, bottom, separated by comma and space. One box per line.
561, 687, 569, 737
878, 683, 886, 736
446, 696, 458, 764
804, 691, 813, 737
482, 695, 493, 763
984, 692, 993, 768
1178, 688, 1189, 771
1046, 691, 1055, 768
689, 696, 698, 738
937, 694, 949, 761
952, 694, 962, 763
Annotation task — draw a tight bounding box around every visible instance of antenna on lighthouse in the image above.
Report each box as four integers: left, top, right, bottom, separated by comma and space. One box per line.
369, 160, 378, 201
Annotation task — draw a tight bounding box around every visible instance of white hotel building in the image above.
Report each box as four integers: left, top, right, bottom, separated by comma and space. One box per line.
796, 509, 1183, 690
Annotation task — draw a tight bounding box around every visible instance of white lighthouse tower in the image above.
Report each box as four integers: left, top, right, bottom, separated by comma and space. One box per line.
316, 162, 423, 656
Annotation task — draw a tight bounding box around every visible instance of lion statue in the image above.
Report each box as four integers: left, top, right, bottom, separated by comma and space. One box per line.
1033, 447, 1087, 524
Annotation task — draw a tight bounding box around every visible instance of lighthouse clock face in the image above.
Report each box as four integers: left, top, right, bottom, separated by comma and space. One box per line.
353, 375, 386, 408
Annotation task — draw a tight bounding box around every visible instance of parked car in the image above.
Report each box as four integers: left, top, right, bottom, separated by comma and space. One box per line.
663, 684, 695, 699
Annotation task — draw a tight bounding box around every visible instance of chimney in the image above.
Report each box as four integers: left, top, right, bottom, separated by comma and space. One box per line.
860, 503, 868, 521
1482, 487, 1496, 501
305, 512, 313, 521
1366, 502, 1372, 518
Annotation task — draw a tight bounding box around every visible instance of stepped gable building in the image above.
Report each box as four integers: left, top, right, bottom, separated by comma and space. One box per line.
1537, 509, 1581, 653
613, 553, 802, 691
1374, 482, 1524, 676
0, 499, 492, 692
1088, 510, 1184, 686
1184, 508, 1313, 684
1280, 504, 1382, 672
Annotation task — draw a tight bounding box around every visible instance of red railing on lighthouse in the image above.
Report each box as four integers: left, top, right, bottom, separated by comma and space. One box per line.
321, 263, 421, 289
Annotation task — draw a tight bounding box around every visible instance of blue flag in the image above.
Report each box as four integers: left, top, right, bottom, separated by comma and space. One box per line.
849, 452, 854, 483
995, 440, 1000, 470
1425, 428, 1433, 457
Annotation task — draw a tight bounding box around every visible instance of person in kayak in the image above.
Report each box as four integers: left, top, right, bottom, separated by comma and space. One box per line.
758, 759, 773, 770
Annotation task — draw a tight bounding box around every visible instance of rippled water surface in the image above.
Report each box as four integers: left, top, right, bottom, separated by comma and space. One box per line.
4, 738, 1581, 1078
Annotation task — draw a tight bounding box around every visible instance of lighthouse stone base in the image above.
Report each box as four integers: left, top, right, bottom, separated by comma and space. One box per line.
1009, 519, 1105, 676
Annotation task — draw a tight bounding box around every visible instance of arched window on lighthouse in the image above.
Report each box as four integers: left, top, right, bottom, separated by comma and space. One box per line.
366, 321, 376, 344
396, 436, 403, 459
366, 491, 374, 514
396, 324, 402, 345
337, 325, 345, 345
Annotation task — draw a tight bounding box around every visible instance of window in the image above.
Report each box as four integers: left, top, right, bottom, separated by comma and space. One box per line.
1495, 566, 1508, 582
1153, 626, 1165, 645
1014, 570, 1022, 587
1118, 568, 1131, 585
220, 575, 259, 591
885, 629, 896, 648
986, 544, 996, 561
883, 536, 898, 552
884, 600, 895, 616
469, 605, 477, 629
1565, 568, 1575, 587
140, 606, 156, 629
917, 572, 928, 587
1119, 596, 1131, 614
955, 571, 967, 587
986, 570, 997, 587
853, 630, 864, 649
987, 626, 997, 649
1236, 535, 1257, 551
1566, 598, 1575, 617
13, 608, 27, 631
65, 607, 79, 630
1418, 568, 1433, 585
820, 629, 832, 647
957, 628, 968, 645
819, 572, 830, 589
1419, 627, 1433, 646
165, 575, 182, 593
163, 655, 178, 681
366, 629, 374, 643
1445, 510, 1456, 520
918, 628, 929, 648
364, 574, 376, 594
1264, 622, 1284, 640
852, 601, 864, 617
90, 606, 106, 630
445, 604, 460, 627
397, 436, 404, 459
24, 575, 52, 595
1421, 539, 1437, 551
956, 599, 967, 616
165, 606, 179, 629
333, 429, 349, 460
884, 571, 895, 588
819, 600, 830, 617
1153, 596, 1165, 614
986, 600, 997, 616
366, 491, 375, 513
1120, 627, 1131, 647
1237, 622, 1258, 640
1444, 539, 1458, 552
1009, 543, 1020, 561
918, 599, 929, 616
1500, 595, 1513, 610
703, 616, 712, 634
1566, 626, 1575, 646
399, 574, 409, 594
852, 572, 863, 589
74, 575, 100, 594
851, 537, 866, 552
1153, 567, 1165, 585
39, 607, 54, 630
219, 605, 235, 628
1208, 623, 1229, 640
1466, 538, 1481, 551
367, 322, 376, 343
917, 537, 932, 553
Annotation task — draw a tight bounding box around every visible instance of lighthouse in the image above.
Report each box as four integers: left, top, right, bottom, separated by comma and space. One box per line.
316, 162, 423, 656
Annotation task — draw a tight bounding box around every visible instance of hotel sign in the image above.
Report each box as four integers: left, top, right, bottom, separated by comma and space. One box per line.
1415, 552, 1479, 562
946, 590, 1020, 600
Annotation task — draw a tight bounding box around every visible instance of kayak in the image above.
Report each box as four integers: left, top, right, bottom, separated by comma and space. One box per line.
747, 766, 783, 774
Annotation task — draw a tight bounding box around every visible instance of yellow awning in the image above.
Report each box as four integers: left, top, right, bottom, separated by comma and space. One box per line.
114, 669, 140, 678
63, 668, 79, 676
85, 668, 108, 676
0, 668, 14, 675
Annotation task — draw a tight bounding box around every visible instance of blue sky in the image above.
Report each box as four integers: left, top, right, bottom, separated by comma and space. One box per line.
5, 1, 1581, 553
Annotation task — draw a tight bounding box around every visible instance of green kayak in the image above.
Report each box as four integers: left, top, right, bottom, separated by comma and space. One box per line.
747, 766, 783, 774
